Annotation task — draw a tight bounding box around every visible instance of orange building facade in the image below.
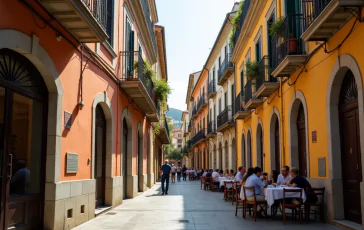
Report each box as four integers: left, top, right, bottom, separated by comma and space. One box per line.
0, 0, 169, 229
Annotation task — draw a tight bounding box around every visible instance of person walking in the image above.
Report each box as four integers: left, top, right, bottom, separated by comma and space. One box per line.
160, 160, 172, 195
176, 165, 182, 182
171, 164, 176, 183
182, 165, 187, 181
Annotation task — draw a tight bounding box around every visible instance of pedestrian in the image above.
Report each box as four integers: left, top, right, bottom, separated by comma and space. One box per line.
182, 165, 187, 181
160, 160, 172, 195
171, 164, 176, 183
176, 165, 182, 182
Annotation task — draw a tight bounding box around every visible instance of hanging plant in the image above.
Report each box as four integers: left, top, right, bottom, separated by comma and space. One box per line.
154, 121, 160, 135
246, 61, 260, 80
153, 78, 172, 110
229, 0, 244, 47
269, 17, 285, 37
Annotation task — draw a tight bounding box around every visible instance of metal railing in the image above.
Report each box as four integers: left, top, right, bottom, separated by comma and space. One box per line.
120, 51, 156, 105
208, 80, 216, 96
188, 120, 193, 131
208, 121, 216, 135
197, 94, 207, 111
81, 0, 107, 30
302, 0, 332, 31
217, 106, 234, 129
164, 117, 170, 138
271, 14, 305, 69
233, 0, 252, 46
255, 56, 277, 90
218, 53, 233, 82
192, 129, 207, 145
192, 107, 197, 117
187, 140, 192, 149
140, 0, 157, 55
244, 80, 252, 104
235, 92, 247, 114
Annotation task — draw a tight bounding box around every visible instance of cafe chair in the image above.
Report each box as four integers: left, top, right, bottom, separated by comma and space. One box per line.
305, 187, 325, 222
234, 183, 247, 217
200, 176, 205, 189
224, 181, 234, 201
282, 188, 303, 224
188, 172, 194, 180
232, 182, 241, 205
242, 186, 268, 222
204, 177, 212, 191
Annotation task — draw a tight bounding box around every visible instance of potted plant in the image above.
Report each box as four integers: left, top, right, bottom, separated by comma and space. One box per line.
246, 61, 260, 81
127, 61, 138, 80
287, 32, 298, 54
269, 17, 285, 37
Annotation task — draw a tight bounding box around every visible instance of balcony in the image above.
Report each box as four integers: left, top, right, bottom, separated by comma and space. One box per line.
188, 120, 193, 132
218, 54, 234, 86
255, 56, 279, 98
183, 125, 189, 137
271, 14, 307, 78
208, 80, 217, 99
192, 129, 207, 147
233, 0, 252, 46
38, 0, 109, 42
302, 0, 364, 41
197, 95, 208, 113
192, 107, 198, 119
158, 117, 170, 144
244, 80, 263, 109
207, 121, 217, 138
187, 140, 193, 152
120, 51, 159, 122
234, 92, 250, 120
217, 106, 235, 132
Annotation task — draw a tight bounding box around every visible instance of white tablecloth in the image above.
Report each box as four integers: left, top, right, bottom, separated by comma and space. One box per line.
240, 186, 306, 206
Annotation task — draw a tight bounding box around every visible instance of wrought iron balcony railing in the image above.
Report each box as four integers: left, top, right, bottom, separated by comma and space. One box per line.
255, 56, 277, 90
192, 129, 207, 146
188, 120, 193, 131
233, 0, 252, 46
208, 121, 216, 135
218, 53, 234, 83
164, 116, 170, 138
187, 140, 192, 150
197, 95, 208, 112
192, 107, 198, 118
244, 80, 253, 104
302, 0, 332, 31
208, 80, 216, 97
271, 14, 305, 70
235, 92, 244, 114
217, 106, 234, 129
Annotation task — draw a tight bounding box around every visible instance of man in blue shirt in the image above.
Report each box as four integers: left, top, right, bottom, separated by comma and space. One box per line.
245, 167, 268, 201
160, 160, 172, 195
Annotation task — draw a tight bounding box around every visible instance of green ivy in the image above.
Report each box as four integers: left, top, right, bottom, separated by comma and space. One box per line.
269, 17, 285, 37
229, 0, 245, 47
246, 61, 260, 79
153, 77, 172, 110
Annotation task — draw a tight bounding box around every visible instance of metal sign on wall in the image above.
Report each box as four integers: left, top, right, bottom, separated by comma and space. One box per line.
66, 152, 78, 173
312, 131, 317, 143
64, 111, 72, 129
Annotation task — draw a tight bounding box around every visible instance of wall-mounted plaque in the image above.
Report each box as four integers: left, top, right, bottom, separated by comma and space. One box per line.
312, 131, 317, 143
66, 152, 78, 173
64, 111, 72, 129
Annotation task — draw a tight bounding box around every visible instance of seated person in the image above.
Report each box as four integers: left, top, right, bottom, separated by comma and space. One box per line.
205, 169, 213, 178
268, 170, 279, 185
277, 166, 292, 185
235, 166, 246, 182
212, 169, 220, 182
219, 170, 224, 177
287, 167, 317, 204
202, 170, 208, 177
240, 167, 254, 186
230, 169, 235, 177
224, 169, 230, 177
244, 167, 268, 202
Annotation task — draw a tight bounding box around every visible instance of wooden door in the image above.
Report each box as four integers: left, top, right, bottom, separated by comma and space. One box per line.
275, 120, 280, 171
339, 71, 362, 224
297, 104, 307, 177
122, 119, 128, 199
260, 130, 263, 171
95, 105, 106, 208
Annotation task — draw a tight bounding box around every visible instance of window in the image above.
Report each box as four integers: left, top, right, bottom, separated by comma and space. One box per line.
219, 57, 221, 68
255, 37, 262, 61
225, 45, 228, 57
125, 18, 134, 76
138, 41, 142, 57
213, 68, 216, 81
219, 98, 221, 113
106, 0, 114, 46
224, 92, 227, 108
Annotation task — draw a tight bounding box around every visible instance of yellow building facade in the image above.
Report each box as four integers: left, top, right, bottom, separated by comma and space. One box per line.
232, 0, 364, 226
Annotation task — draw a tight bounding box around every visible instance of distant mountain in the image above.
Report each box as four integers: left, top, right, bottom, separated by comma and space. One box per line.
166, 108, 183, 128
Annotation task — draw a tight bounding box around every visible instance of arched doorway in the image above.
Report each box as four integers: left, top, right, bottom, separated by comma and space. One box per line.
241, 133, 246, 166
219, 142, 222, 169
95, 105, 106, 208
339, 70, 362, 224
225, 141, 229, 169
232, 138, 237, 171
122, 118, 128, 199
274, 120, 280, 171
247, 130, 252, 167
256, 124, 263, 171
0, 49, 47, 229
137, 128, 143, 192
297, 104, 307, 177
270, 111, 281, 171
213, 144, 216, 169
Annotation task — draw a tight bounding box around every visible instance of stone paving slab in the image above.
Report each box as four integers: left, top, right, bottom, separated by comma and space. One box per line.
73, 180, 341, 230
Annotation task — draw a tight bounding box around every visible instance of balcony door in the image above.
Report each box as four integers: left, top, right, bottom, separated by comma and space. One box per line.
0, 49, 47, 229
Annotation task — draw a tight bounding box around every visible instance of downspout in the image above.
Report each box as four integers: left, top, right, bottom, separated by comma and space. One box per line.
280, 78, 285, 166
278, 0, 282, 18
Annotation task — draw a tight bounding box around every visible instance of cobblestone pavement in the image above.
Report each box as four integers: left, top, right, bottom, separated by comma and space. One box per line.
73, 180, 340, 230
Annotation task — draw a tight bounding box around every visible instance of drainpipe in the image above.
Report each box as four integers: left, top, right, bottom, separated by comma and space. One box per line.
280, 78, 285, 166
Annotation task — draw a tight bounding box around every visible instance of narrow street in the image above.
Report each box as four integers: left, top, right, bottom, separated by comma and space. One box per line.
74, 180, 340, 230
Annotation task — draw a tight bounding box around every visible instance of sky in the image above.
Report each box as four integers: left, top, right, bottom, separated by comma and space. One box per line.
156, 0, 237, 111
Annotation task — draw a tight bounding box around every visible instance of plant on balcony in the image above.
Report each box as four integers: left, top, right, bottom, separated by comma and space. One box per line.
153, 121, 160, 135
246, 61, 260, 80
269, 17, 285, 37
153, 78, 172, 110
229, 0, 244, 47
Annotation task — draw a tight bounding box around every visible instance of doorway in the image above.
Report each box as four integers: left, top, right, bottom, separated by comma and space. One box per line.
297, 104, 307, 177
339, 70, 362, 224
224, 141, 229, 169
137, 130, 143, 192
0, 49, 47, 229
122, 118, 128, 199
256, 124, 263, 170
247, 131, 252, 168
219, 142, 222, 169
274, 119, 280, 171
95, 105, 106, 208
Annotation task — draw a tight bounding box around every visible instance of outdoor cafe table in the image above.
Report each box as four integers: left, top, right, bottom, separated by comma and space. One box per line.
240, 186, 307, 206
218, 177, 234, 188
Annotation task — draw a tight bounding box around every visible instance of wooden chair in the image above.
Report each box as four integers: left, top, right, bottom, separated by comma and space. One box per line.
204, 177, 212, 190
242, 186, 268, 222
234, 183, 245, 217
224, 181, 234, 201
282, 188, 303, 224
188, 172, 194, 180
200, 176, 205, 189
232, 182, 241, 205
305, 187, 325, 222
